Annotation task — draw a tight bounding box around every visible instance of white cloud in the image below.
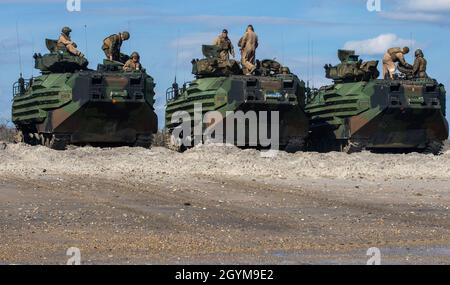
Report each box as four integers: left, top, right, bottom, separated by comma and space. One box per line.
343, 34, 415, 55
405, 0, 450, 12
381, 11, 448, 23
381, 0, 450, 24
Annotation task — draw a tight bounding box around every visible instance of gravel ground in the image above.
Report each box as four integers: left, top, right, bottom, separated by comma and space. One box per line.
0, 142, 449, 264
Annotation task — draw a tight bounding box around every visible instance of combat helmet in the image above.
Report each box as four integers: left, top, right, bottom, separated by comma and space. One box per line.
62, 27, 72, 35
121, 31, 130, 40
130, 52, 140, 59
415, 49, 424, 57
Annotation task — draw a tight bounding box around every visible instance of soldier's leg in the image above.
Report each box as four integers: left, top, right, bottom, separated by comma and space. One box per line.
67, 44, 81, 56
241, 56, 249, 74
220, 51, 229, 62
382, 62, 388, 79
387, 62, 395, 80
112, 51, 120, 61
103, 49, 110, 59
247, 50, 256, 72
243, 50, 256, 74
242, 59, 253, 74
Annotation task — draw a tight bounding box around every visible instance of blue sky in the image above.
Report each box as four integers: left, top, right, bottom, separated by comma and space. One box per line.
1, 0, 449, 128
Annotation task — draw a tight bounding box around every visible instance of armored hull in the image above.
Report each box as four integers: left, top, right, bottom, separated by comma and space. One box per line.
164, 45, 309, 152
306, 78, 448, 154
12, 52, 157, 150
165, 74, 309, 152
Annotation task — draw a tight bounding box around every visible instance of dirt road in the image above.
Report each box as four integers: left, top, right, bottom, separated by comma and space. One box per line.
0, 143, 449, 264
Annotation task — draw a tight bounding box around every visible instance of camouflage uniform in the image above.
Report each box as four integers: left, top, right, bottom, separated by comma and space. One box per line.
382, 47, 409, 80
238, 27, 259, 75
123, 59, 141, 71
413, 49, 428, 78
213, 34, 235, 61
123, 52, 142, 71
57, 28, 83, 57
102, 32, 129, 61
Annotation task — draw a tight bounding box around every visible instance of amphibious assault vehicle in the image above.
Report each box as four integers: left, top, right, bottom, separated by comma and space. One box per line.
165, 45, 309, 152
12, 39, 158, 150
306, 50, 448, 155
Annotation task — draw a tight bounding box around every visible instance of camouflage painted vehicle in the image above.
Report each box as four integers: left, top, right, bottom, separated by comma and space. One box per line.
12, 39, 157, 150
306, 50, 448, 155
165, 45, 309, 152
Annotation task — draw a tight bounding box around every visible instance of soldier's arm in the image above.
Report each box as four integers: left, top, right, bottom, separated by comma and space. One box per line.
230, 41, 235, 57
123, 60, 131, 71
412, 59, 420, 75
255, 35, 259, 49
397, 53, 407, 66
240, 33, 248, 49
213, 37, 219, 46
238, 37, 243, 48
58, 35, 73, 46
104, 38, 112, 53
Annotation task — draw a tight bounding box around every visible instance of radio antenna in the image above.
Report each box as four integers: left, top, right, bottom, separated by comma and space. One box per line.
307, 34, 311, 86
16, 21, 23, 76
311, 39, 315, 88
174, 29, 180, 84
84, 24, 89, 58
31, 33, 35, 77
281, 31, 285, 65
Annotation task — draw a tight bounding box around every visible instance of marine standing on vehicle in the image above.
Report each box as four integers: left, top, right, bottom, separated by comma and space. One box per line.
238, 25, 259, 75
382, 47, 410, 80
102, 31, 130, 61
213, 29, 235, 61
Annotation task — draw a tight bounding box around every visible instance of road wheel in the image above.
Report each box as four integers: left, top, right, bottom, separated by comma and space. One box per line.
423, 140, 444, 156
46, 134, 68, 150
14, 130, 24, 144
15, 130, 38, 145
164, 132, 186, 152
283, 137, 305, 153
134, 134, 153, 149
342, 140, 364, 154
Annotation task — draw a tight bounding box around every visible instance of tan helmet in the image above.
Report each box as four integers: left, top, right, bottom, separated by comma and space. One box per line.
121, 31, 130, 41
62, 27, 72, 35
402, 46, 410, 54
130, 52, 140, 59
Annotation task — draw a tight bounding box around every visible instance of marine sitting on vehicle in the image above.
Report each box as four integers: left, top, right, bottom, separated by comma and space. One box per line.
57, 27, 84, 58
123, 52, 142, 72
412, 49, 428, 79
